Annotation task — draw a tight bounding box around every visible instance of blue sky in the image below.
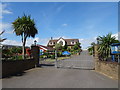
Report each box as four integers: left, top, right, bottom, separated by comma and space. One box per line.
1, 2, 118, 49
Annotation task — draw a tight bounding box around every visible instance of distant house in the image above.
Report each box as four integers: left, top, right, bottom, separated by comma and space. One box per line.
47, 37, 79, 49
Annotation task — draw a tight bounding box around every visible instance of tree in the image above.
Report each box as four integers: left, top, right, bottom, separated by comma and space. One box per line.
12, 15, 38, 59
55, 43, 63, 50
10, 47, 22, 54
67, 47, 71, 52
2, 48, 12, 58
73, 42, 81, 50
97, 33, 119, 60
63, 42, 68, 51
88, 42, 95, 55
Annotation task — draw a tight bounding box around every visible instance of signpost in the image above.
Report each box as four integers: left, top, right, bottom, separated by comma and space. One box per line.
111, 43, 120, 63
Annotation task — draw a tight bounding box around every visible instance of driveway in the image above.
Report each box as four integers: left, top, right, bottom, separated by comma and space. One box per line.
2, 50, 118, 88
57, 50, 95, 69
2, 67, 118, 88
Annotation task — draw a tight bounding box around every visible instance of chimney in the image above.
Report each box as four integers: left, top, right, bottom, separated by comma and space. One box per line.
51, 37, 53, 40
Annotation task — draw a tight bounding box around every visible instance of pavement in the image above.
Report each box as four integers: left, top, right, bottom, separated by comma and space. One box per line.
2, 50, 118, 88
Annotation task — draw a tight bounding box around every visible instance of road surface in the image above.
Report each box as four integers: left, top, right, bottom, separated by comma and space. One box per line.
57, 50, 94, 69
2, 50, 118, 88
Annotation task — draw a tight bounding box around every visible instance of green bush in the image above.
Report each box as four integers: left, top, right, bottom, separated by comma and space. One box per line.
40, 55, 44, 58
17, 55, 23, 60
47, 55, 52, 58
57, 52, 62, 57
10, 55, 23, 60
51, 55, 55, 59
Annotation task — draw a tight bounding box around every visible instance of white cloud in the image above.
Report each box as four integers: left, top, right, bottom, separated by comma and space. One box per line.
26, 37, 40, 46
56, 5, 65, 13
79, 33, 119, 50
62, 24, 68, 27
2, 39, 22, 46
2, 9, 12, 14
1, 37, 50, 47
2, 3, 12, 14
0, 3, 12, 19
79, 37, 97, 50
0, 22, 13, 33
112, 33, 118, 40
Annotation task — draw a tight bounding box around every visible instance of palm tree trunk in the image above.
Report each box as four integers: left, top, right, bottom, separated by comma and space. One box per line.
22, 42, 25, 59
22, 34, 27, 59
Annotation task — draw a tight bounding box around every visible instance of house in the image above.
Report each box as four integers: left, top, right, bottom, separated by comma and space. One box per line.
47, 37, 79, 49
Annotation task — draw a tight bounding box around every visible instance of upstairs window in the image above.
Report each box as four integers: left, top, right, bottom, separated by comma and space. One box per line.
71, 40, 75, 44
49, 42, 52, 45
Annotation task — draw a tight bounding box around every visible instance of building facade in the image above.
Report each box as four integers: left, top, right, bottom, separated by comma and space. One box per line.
47, 37, 79, 48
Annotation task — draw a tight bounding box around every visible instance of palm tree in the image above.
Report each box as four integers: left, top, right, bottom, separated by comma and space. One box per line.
97, 33, 119, 60
88, 42, 95, 56
12, 15, 38, 59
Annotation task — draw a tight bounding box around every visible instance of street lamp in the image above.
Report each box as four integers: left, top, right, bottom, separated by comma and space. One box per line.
96, 38, 100, 45
34, 40, 37, 46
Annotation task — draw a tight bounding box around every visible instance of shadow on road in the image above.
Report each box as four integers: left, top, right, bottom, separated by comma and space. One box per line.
2, 71, 26, 79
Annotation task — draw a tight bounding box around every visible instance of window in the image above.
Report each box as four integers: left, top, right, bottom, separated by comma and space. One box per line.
53, 42, 55, 44
49, 42, 52, 45
71, 41, 75, 44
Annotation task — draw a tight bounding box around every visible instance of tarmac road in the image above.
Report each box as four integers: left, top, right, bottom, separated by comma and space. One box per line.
57, 50, 95, 69
2, 50, 118, 88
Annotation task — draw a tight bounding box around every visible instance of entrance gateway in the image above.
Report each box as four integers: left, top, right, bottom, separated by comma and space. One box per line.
56, 50, 95, 70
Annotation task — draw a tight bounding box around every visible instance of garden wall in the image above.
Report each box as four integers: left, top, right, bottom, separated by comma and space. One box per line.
94, 45, 119, 80
95, 60, 119, 80
2, 59, 36, 78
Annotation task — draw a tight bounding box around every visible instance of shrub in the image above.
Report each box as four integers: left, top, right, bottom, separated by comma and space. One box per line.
17, 55, 23, 60
47, 55, 52, 58
51, 55, 55, 59
57, 52, 62, 57
40, 55, 44, 58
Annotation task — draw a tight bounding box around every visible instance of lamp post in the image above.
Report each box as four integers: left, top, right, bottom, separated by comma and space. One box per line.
34, 40, 37, 46
96, 38, 99, 45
